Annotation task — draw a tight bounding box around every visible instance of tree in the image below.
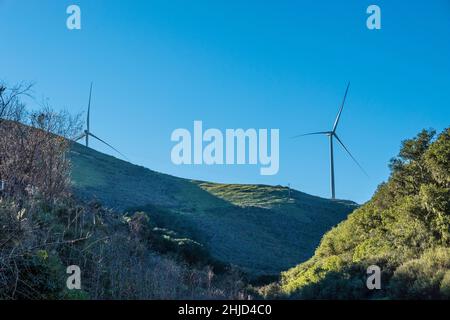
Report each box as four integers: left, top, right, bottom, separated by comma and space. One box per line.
388, 129, 436, 196
0, 82, 82, 203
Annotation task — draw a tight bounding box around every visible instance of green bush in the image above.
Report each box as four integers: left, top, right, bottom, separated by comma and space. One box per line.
278, 128, 450, 299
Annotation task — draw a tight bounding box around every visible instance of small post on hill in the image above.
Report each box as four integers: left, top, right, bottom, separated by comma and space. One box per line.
287, 183, 291, 200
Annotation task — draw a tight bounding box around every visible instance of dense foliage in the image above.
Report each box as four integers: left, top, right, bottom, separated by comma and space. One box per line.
0, 197, 247, 299
274, 128, 450, 299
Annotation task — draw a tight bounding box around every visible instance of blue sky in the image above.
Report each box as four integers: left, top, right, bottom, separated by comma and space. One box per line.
1, 0, 449, 203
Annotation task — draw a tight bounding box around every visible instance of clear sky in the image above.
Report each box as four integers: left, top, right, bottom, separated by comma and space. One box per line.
1, 0, 449, 203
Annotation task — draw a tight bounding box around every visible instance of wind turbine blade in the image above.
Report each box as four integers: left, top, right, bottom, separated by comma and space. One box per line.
334, 134, 368, 177
88, 132, 129, 160
74, 133, 86, 142
332, 82, 350, 133
291, 131, 331, 139
87, 82, 93, 132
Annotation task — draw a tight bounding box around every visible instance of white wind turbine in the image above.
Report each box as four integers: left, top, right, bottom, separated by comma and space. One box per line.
292, 82, 367, 199
75, 83, 127, 159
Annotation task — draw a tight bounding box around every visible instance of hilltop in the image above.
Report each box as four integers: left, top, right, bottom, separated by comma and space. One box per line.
69, 142, 357, 277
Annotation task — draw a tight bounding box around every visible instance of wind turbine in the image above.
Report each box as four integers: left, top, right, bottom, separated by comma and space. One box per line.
75, 83, 128, 160
292, 82, 367, 199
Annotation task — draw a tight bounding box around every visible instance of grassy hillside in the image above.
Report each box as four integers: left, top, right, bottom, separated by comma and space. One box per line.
277, 128, 450, 299
69, 142, 357, 277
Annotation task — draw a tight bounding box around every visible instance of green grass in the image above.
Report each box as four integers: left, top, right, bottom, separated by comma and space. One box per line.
69, 142, 357, 277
